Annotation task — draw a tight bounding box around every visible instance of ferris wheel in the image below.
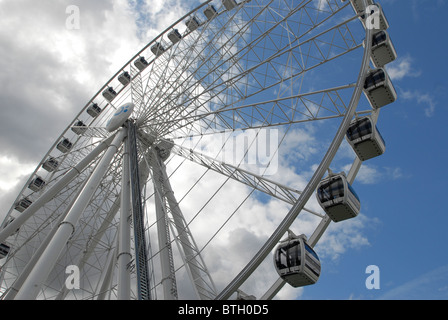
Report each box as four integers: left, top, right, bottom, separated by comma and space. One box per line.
0, 0, 397, 300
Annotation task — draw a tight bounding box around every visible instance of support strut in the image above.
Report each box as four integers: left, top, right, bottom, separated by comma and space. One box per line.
128, 122, 151, 300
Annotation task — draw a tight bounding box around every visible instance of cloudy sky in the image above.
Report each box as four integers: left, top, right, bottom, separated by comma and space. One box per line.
0, 0, 447, 300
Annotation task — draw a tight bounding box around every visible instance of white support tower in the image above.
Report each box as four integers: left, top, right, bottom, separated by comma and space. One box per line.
117, 133, 132, 300
151, 156, 179, 300
128, 122, 152, 300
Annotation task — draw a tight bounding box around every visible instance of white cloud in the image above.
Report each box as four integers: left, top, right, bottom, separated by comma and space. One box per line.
385, 55, 437, 117
129, 0, 191, 41
340, 163, 405, 185
378, 264, 448, 300
400, 89, 437, 117
342, 163, 381, 185
0, 1, 143, 161
386, 56, 421, 81
313, 0, 329, 11
0, 157, 37, 225
0, 156, 35, 192
316, 214, 374, 261
356, 165, 382, 185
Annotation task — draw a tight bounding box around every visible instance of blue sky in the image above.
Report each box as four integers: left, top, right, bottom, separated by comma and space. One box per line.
0, 0, 447, 300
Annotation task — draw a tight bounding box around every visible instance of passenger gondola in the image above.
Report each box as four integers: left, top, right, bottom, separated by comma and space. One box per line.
14, 198, 32, 213
168, 29, 182, 44
134, 56, 149, 71
57, 138, 73, 153
223, 0, 238, 11
28, 176, 46, 192
87, 103, 102, 118
316, 172, 361, 222
0, 242, 10, 259
363, 68, 397, 109
151, 43, 165, 57
204, 5, 218, 21
344, 1, 390, 31
361, 3, 389, 31
370, 30, 397, 67
346, 116, 386, 161
118, 71, 131, 86
71, 120, 87, 135
274, 234, 321, 287
186, 17, 200, 32
42, 157, 59, 172
102, 87, 117, 101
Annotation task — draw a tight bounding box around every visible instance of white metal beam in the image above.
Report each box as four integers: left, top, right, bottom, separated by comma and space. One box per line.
170, 141, 324, 218
151, 152, 178, 300
155, 155, 217, 300
117, 133, 132, 299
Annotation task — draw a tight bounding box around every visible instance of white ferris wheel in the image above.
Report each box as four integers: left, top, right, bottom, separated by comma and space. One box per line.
0, 0, 397, 300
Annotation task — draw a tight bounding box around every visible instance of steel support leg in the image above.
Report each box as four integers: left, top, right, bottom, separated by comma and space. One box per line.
128, 122, 152, 300
154, 156, 217, 300
117, 132, 132, 299
152, 158, 178, 300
